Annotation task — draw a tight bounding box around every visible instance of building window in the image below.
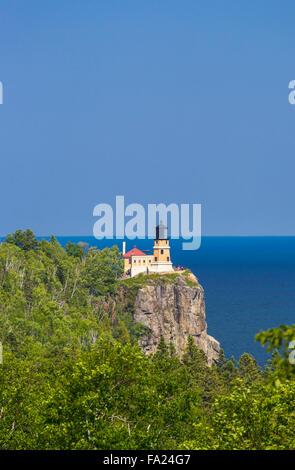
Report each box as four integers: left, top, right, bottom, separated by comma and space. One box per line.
167, 257, 170, 261
155, 257, 157, 261
161, 249, 164, 254
134, 259, 136, 263
143, 259, 145, 263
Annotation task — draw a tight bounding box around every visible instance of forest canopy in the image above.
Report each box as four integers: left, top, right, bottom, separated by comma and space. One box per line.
0, 229, 294, 450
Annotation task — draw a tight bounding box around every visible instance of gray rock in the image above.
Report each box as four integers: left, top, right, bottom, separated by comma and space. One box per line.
133, 274, 220, 365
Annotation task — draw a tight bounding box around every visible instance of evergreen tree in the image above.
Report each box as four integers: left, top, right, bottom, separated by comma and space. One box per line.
238, 353, 262, 384
4, 229, 38, 251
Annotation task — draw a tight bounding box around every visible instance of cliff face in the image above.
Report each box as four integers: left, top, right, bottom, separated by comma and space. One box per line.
133, 274, 220, 365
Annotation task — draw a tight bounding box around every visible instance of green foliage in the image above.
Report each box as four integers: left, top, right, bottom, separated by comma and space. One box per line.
237, 353, 262, 385
0, 230, 295, 450
113, 309, 150, 345
4, 229, 38, 251
256, 324, 295, 382
82, 246, 123, 296
65, 241, 84, 259
180, 379, 295, 450
0, 231, 124, 358
182, 269, 199, 286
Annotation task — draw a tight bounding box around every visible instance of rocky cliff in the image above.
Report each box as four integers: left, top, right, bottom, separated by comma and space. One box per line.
131, 272, 220, 365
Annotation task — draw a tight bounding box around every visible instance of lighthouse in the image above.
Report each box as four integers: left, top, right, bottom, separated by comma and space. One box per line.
122, 222, 174, 277
150, 222, 173, 273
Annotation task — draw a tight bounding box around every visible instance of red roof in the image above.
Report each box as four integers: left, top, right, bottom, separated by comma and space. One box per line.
123, 246, 146, 258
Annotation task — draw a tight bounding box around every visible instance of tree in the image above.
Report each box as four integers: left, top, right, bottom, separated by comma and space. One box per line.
182, 335, 220, 405
4, 229, 38, 251
153, 336, 169, 362
256, 324, 295, 382
82, 246, 123, 296
216, 348, 238, 390
65, 241, 84, 259
238, 353, 262, 384
182, 335, 207, 372
2, 228, 295, 450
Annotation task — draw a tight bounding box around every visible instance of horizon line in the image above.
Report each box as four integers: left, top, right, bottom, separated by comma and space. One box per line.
1, 234, 295, 239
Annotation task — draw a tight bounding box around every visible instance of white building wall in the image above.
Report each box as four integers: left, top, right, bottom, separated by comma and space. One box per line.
129, 254, 174, 278
150, 262, 173, 273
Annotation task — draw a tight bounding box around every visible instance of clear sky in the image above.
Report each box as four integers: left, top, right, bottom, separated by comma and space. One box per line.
0, 0, 295, 236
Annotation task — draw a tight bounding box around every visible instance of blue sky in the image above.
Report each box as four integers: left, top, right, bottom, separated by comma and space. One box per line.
0, 0, 295, 236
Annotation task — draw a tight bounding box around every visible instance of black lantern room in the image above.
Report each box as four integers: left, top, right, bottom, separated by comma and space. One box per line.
155, 221, 168, 240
